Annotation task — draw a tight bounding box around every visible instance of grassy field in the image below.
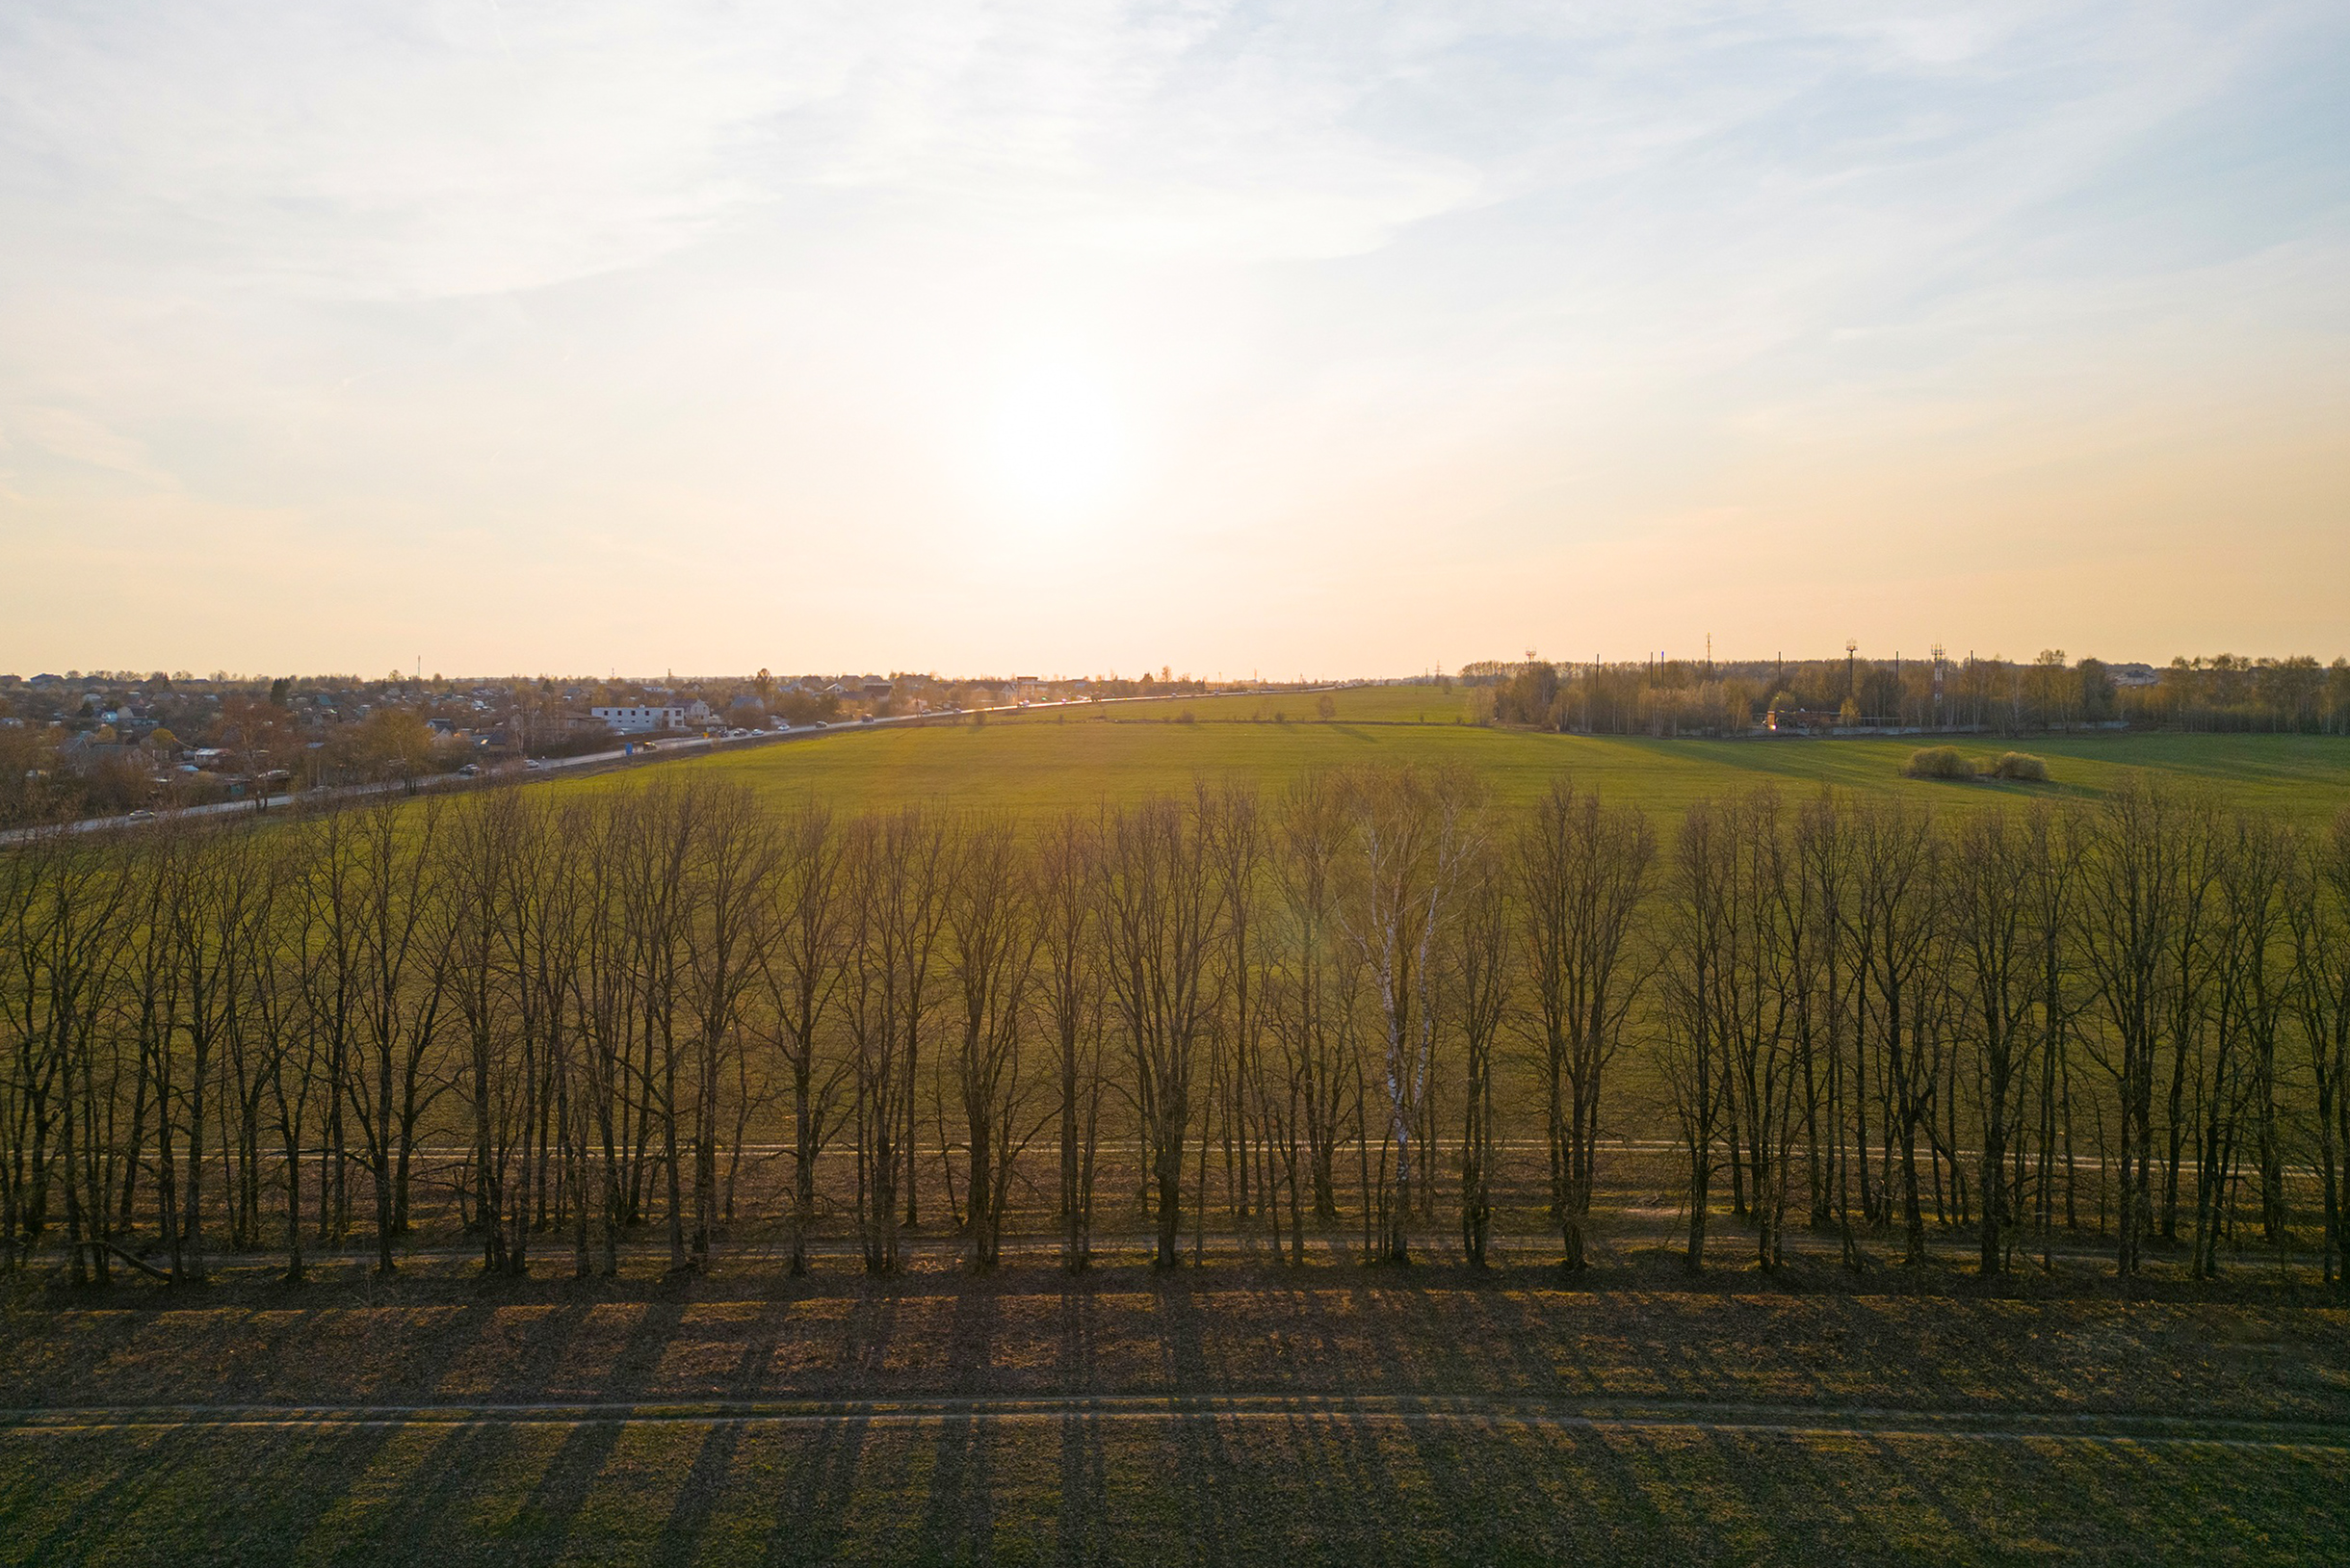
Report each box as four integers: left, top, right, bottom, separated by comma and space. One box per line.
551, 688, 2350, 827
4, 1262, 2344, 1565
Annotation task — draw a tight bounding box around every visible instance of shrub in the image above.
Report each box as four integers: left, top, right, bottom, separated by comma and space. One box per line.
1904, 746, 1974, 780
1989, 751, 2049, 782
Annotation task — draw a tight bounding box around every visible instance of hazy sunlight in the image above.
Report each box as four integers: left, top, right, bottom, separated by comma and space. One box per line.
985, 363, 1129, 536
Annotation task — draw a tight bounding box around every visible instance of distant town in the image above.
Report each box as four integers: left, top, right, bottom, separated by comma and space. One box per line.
0, 666, 1232, 827
2, 649, 2342, 829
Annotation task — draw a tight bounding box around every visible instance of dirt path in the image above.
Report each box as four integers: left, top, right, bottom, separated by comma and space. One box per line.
4, 1393, 2342, 1449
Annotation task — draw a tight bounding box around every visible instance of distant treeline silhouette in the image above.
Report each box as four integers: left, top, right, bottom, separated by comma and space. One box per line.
4, 769, 2345, 1292
1469, 652, 2350, 736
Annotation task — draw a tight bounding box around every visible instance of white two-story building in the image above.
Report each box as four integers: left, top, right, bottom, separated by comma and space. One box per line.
590, 700, 712, 735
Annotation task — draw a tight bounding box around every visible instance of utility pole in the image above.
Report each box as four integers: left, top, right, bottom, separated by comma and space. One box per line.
1931, 642, 1946, 729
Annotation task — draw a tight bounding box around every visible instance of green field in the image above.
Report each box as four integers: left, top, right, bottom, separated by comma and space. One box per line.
556, 689, 2350, 826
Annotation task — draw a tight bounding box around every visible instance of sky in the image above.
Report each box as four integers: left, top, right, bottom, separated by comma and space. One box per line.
2, 2, 2345, 680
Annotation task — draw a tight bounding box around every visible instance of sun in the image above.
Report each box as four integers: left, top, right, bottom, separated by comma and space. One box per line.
986, 364, 1127, 529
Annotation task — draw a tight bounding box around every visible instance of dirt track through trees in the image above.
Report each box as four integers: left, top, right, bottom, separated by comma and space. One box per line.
3, 1393, 2344, 1450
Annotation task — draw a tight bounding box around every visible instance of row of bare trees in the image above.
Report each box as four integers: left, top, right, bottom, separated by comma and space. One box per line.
4, 769, 2345, 1291
1654, 782, 2350, 1286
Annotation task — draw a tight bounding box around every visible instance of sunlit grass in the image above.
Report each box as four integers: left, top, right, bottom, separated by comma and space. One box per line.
557, 703, 2350, 828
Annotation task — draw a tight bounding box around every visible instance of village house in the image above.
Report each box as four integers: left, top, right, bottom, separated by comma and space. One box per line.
588, 700, 712, 734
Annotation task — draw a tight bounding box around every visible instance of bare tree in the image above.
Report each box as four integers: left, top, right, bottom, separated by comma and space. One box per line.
1658, 798, 1735, 1270
1791, 791, 1864, 1264
2157, 798, 2225, 1246
217, 851, 279, 1256
292, 806, 366, 1244
619, 783, 697, 1272
1727, 790, 1800, 1271
166, 822, 273, 1282
1846, 798, 1939, 1265
680, 781, 779, 1269
946, 816, 1039, 1270
347, 797, 451, 1276
842, 807, 948, 1274
535, 800, 597, 1279
231, 839, 303, 1277
2286, 809, 2350, 1294
1102, 796, 1224, 1268
447, 791, 534, 1273
1449, 839, 1510, 1267
2020, 801, 2083, 1269
757, 799, 849, 1276
1334, 764, 1481, 1265
1033, 810, 1107, 1272
1947, 808, 2042, 1274
1268, 773, 1353, 1228
1516, 778, 1653, 1269
1208, 783, 1268, 1225
2, 832, 128, 1280
2195, 812, 2289, 1277
2076, 780, 2195, 1276
575, 797, 643, 1275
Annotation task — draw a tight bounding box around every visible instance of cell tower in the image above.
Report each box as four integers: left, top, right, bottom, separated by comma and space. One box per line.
1931, 642, 1946, 725
1844, 639, 1858, 700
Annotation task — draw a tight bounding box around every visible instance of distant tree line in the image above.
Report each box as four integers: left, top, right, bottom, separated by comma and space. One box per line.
3, 771, 2345, 1293
1475, 652, 2350, 737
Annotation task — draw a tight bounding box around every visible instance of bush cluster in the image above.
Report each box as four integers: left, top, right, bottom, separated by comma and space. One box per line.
1904, 747, 2050, 783
1904, 746, 1972, 779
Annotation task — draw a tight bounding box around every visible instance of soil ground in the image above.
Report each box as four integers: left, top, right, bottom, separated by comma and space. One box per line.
5, 1244, 2345, 1566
